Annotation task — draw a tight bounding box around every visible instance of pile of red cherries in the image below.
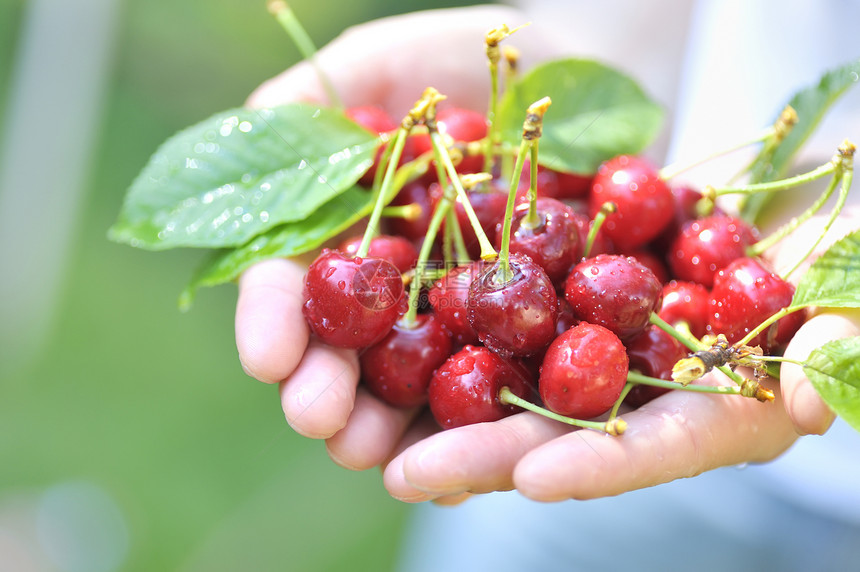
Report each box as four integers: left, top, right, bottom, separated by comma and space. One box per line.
301, 105, 803, 431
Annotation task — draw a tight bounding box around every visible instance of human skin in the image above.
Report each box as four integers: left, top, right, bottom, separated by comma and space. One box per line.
234, 6, 859, 503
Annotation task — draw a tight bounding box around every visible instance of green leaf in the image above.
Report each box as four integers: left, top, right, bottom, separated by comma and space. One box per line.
791, 229, 860, 309
497, 58, 664, 175
109, 104, 378, 250
804, 336, 860, 432
178, 185, 374, 309
742, 58, 860, 221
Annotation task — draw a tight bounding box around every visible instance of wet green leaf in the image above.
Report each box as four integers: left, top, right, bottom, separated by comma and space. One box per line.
804, 336, 860, 432
497, 58, 663, 175
742, 58, 860, 221
178, 185, 374, 309
109, 104, 378, 250
791, 230, 860, 309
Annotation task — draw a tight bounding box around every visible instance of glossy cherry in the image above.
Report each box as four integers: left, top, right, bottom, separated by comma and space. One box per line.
554, 170, 593, 199
564, 254, 663, 340
360, 313, 453, 408
428, 345, 534, 429
623, 324, 688, 407
658, 280, 711, 338
492, 197, 580, 286
569, 210, 614, 259
337, 234, 419, 273
668, 214, 759, 287
427, 261, 483, 346
539, 322, 628, 418
302, 249, 405, 349
589, 155, 674, 251
468, 254, 559, 357
707, 257, 805, 353
345, 105, 398, 187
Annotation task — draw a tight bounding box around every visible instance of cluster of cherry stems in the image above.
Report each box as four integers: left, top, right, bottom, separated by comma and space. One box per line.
300, 88, 811, 436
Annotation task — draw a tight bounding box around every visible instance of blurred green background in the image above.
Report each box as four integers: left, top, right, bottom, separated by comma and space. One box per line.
0, 1, 486, 570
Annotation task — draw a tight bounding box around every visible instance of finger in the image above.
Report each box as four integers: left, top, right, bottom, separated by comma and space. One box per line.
780, 308, 860, 435
279, 339, 359, 439
325, 387, 420, 471
393, 412, 570, 498
247, 6, 566, 113
235, 258, 309, 384
432, 491, 474, 506
382, 412, 442, 503
514, 375, 798, 502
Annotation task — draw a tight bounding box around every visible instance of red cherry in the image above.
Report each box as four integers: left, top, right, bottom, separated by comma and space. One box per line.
564, 254, 663, 340
668, 214, 759, 288
658, 280, 711, 338
539, 322, 628, 418
569, 210, 614, 259
427, 262, 483, 346
302, 250, 405, 349
623, 324, 688, 407
337, 234, 418, 274
707, 257, 805, 353
345, 106, 398, 187
360, 314, 453, 408
628, 249, 670, 284
468, 254, 559, 357
589, 155, 674, 251
428, 345, 534, 429
554, 170, 594, 199
492, 198, 580, 286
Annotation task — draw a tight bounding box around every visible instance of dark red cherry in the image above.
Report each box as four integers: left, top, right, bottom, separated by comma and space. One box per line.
302, 250, 405, 349
493, 198, 580, 285
653, 185, 723, 251
623, 324, 688, 407
468, 254, 559, 358
668, 214, 759, 288
707, 257, 805, 353
658, 280, 711, 338
628, 249, 670, 284
564, 254, 663, 340
554, 170, 594, 199
514, 162, 561, 201
345, 106, 398, 187
428, 345, 534, 429
338, 234, 418, 274
589, 155, 674, 251
435, 185, 508, 259
539, 322, 628, 418
427, 262, 483, 346
360, 314, 453, 408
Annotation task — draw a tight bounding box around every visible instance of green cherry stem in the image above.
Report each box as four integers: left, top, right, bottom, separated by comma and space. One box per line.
522, 141, 541, 228
781, 142, 854, 280
430, 129, 497, 260
659, 125, 777, 181
707, 161, 836, 198
607, 382, 634, 423
735, 305, 806, 349
498, 387, 626, 435
482, 24, 526, 175
381, 203, 421, 220
402, 191, 452, 325
356, 128, 408, 258
626, 371, 746, 396
267, 0, 343, 109
497, 139, 530, 280
583, 201, 616, 258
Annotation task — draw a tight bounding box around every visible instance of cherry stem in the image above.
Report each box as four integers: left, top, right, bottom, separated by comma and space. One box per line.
497, 139, 530, 280
707, 161, 836, 198
626, 371, 746, 396
381, 203, 421, 220
731, 105, 799, 186
403, 191, 453, 325
782, 147, 854, 279
607, 382, 634, 423
584, 201, 616, 258
483, 24, 527, 174
735, 305, 805, 348
356, 128, 408, 258
498, 386, 626, 435
659, 125, 777, 181
649, 313, 747, 386
522, 142, 541, 228
267, 1, 342, 109
430, 129, 497, 260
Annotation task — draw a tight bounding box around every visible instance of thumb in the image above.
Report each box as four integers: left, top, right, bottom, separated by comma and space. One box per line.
780, 309, 860, 435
